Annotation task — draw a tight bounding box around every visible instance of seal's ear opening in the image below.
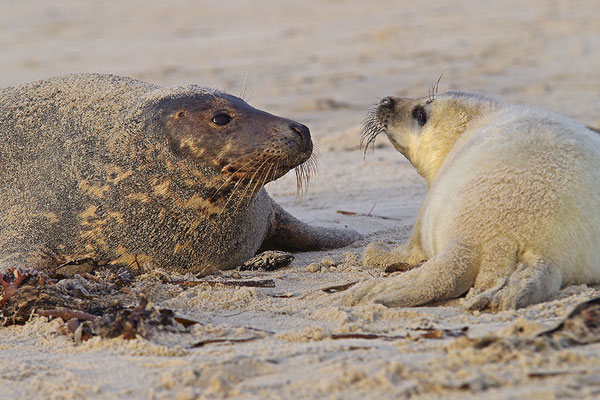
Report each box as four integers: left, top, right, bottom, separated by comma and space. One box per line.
155, 94, 225, 160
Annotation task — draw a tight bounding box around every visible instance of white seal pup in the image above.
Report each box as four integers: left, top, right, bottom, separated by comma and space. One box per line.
344, 90, 600, 310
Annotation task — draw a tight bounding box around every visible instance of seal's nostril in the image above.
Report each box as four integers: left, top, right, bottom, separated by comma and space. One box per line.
290, 122, 310, 139
380, 97, 395, 108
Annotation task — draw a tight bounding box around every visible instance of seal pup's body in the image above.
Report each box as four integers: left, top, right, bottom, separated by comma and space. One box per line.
345, 91, 600, 310
0, 74, 359, 273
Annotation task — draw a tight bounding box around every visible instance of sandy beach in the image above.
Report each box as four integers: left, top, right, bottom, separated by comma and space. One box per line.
1, 1, 600, 398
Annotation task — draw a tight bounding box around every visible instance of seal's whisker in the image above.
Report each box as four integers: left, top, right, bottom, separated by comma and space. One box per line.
257, 163, 274, 194
251, 163, 273, 202
237, 158, 270, 202
220, 177, 245, 214
232, 161, 273, 215
237, 162, 267, 209
211, 150, 262, 199
219, 154, 270, 214
211, 154, 264, 199
219, 159, 262, 214
295, 152, 318, 198
269, 163, 279, 184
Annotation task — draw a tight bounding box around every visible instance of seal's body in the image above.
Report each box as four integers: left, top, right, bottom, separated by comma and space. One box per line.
0, 74, 359, 273
345, 91, 600, 310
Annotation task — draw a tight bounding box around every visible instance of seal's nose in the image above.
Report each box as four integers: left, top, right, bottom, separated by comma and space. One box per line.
380, 96, 395, 108
290, 122, 311, 146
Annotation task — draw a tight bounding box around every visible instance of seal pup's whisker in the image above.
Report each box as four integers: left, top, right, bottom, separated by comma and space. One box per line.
239, 71, 249, 101
250, 158, 273, 195
427, 70, 446, 104
250, 162, 274, 205
360, 105, 385, 156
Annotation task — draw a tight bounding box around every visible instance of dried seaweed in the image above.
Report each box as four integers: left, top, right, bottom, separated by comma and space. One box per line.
0, 265, 202, 343
464, 297, 600, 351
537, 296, 600, 345
172, 279, 276, 288
238, 251, 294, 271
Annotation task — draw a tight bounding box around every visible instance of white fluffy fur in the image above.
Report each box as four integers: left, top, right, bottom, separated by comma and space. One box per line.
345, 91, 600, 310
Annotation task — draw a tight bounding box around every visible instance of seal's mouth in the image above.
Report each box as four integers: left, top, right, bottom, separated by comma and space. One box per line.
218, 148, 317, 195
360, 104, 389, 156
210, 151, 318, 214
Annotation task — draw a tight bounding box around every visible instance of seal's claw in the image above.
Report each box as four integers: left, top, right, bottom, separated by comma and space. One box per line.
341, 279, 383, 306
362, 241, 393, 267
341, 277, 420, 307
463, 279, 507, 311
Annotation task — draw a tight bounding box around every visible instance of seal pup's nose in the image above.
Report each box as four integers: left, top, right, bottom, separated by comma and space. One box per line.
380, 97, 395, 108
290, 122, 311, 145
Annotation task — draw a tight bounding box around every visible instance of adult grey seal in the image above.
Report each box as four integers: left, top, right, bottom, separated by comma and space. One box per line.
344, 90, 600, 310
0, 74, 360, 274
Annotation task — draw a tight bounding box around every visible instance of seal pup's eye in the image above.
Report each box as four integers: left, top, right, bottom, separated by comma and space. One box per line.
411, 105, 427, 127
212, 113, 232, 126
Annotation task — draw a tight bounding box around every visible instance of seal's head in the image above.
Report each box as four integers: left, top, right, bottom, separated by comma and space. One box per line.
158, 92, 313, 187
362, 91, 504, 183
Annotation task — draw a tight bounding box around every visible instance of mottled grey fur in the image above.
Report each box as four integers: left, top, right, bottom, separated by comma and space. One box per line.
0, 74, 360, 273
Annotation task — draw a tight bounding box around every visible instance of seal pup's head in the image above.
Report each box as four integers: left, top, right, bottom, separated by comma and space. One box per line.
362, 91, 504, 183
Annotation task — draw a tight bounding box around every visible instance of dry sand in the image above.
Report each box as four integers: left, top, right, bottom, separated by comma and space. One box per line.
1, 1, 600, 399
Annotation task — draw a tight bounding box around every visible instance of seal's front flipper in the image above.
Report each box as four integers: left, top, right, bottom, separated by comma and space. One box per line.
464, 253, 563, 311
260, 203, 361, 252
343, 242, 477, 307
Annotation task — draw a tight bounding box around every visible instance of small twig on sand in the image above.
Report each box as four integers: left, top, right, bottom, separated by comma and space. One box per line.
332, 327, 468, 341
297, 281, 359, 300
336, 210, 402, 221
35, 309, 97, 321
192, 336, 259, 348
321, 281, 359, 293
331, 333, 406, 340
173, 316, 202, 328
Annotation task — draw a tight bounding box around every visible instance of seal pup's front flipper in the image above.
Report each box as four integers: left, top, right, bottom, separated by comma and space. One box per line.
343, 241, 478, 307
260, 203, 361, 251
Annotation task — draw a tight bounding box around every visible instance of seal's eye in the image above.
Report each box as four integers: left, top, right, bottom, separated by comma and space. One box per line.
411, 106, 427, 127
212, 113, 232, 126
